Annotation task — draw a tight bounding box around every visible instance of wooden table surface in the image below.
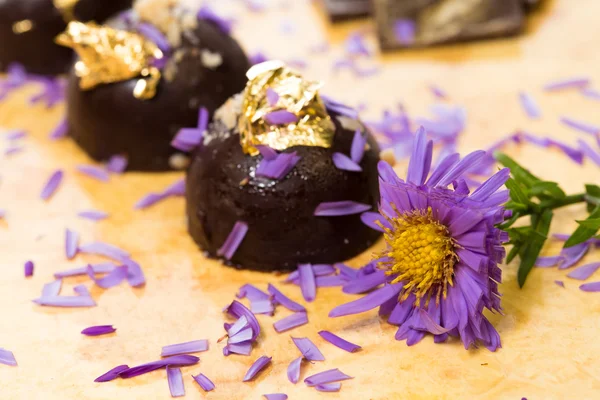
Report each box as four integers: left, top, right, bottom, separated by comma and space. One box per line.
1, 0, 599, 399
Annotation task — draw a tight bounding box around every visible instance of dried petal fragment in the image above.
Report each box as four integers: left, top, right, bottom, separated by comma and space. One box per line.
0, 348, 17, 366
193, 373, 215, 391
166, 366, 185, 397
304, 368, 353, 386
40, 170, 63, 200
318, 331, 361, 353
24, 261, 34, 277
273, 312, 308, 333
81, 325, 116, 336
314, 201, 371, 216
161, 340, 209, 357
243, 356, 272, 381
65, 229, 79, 260
217, 221, 248, 260
291, 337, 325, 361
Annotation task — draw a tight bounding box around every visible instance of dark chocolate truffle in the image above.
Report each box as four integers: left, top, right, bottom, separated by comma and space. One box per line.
0, 0, 132, 75
186, 91, 382, 272
64, 15, 250, 171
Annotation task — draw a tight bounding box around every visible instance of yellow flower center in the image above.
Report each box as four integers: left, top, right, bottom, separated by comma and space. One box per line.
379, 207, 457, 304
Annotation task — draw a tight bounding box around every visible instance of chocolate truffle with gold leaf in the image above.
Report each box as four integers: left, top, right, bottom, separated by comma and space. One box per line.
0, 0, 132, 75
59, 0, 250, 171
186, 61, 382, 272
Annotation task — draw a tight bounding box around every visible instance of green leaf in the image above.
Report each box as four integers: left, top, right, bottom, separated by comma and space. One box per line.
585, 184, 600, 212
564, 206, 600, 248
530, 181, 566, 200
577, 218, 600, 230
494, 152, 541, 188
517, 209, 553, 287
506, 245, 521, 264
505, 177, 530, 205
498, 211, 521, 230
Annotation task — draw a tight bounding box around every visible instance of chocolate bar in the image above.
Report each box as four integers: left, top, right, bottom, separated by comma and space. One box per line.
322, 0, 372, 21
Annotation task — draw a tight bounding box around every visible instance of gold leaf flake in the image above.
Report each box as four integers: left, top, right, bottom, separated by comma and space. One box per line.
53, 0, 80, 22
12, 20, 33, 34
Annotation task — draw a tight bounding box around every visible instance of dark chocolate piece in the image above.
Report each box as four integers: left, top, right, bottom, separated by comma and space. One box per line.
374, 0, 525, 51
322, 0, 372, 21
186, 110, 382, 272
66, 20, 250, 171
0, 0, 132, 75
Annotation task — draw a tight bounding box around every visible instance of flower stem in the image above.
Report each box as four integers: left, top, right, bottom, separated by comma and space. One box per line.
522, 193, 586, 216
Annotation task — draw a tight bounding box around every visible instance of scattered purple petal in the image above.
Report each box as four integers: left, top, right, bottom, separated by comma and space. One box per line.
81, 325, 116, 336
256, 145, 278, 161
217, 221, 248, 260
118, 355, 199, 379
332, 152, 362, 172
243, 356, 272, 382
558, 242, 590, 269
42, 280, 62, 297
137, 23, 170, 53
267, 284, 306, 312
322, 95, 359, 119
544, 77, 590, 91
54, 263, 115, 279
29, 78, 65, 108
78, 241, 130, 262
123, 258, 146, 288
251, 299, 275, 315
94, 365, 129, 382
560, 117, 600, 136
316, 383, 341, 392
4, 145, 23, 156
581, 88, 600, 101
40, 170, 63, 201
76, 164, 110, 182
298, 264, 316, 302
73, 284, 90, 296
287, 356, 302, 384
223, 343, 252, 356
304, 368, 353, 387
580, 282, 600, 292
344, 31, 371, 57
264, 394, 287, 400
578, 139, 600, 166
192, 373, 215, 391
318, 331, 361, 353
78, 210, 109, 221
519, 92, 541, 119
171, 128, 204, 152
135, 178, 186, 209
250, 52, 269, 65
24, 261, 34, 277
237, 284, 270, 301
256, 152, 301, 180
224, 300, 261, 341
4, 130, 26, 141
274, 312, 308, 333
315, 275, 349, 287
555, 280, 565, 288
429, 85, 447, 99
65, 229, 79, 260
266, 88, 279, 106
33, 295, 96, 307
264, 110, 298, 125
49, 118, 68, 140
394, 19, 416, 45
535, 256, 563, 268
166, 366, 185, 397
292, 337, 325, 361
0, 349, 17, 366
87, 265, 128, 289
567, 262, 600, 280
106, 155, 128, 173
314, 201, 371, 216
546, 138, 584, 164
350, 130, 367, 163
161, 340, 208, 357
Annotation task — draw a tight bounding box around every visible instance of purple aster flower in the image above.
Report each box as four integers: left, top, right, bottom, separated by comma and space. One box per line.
329, 128, 509, 351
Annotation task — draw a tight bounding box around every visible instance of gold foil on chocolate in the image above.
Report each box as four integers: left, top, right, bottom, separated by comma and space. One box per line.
238, 60, 335, 155
53, 0, 80, 22
55, 22, 164, 100
12, 20, 33, 34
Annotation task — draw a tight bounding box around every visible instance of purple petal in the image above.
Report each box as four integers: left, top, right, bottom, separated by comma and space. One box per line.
237, 284, 270, 301
166, 366, 185, 397
76, 165, 110, 182
123, 258, 146, 288
49, 118, 68, 140
555, 280, 565, 288
4, 130, 27, 141
264, 110, 298, 125
558, 242, 590, 269
266, 88, 279, 106
407, 127, 433, 185
561, 117, 600, 136
161, 340, 209, 357
318, 331, 361, 353
40, 170, 63, 200
567, 262, 600, 280
42, 280, 62, 297
316, 383, 342, 392
411, 308, 451, 335
342, 270, 387, 294
4, 145, 23, 156
78, 241, 129, 262
135, 179, 186, 209
469, 168, 510, 202
304, 368, 353, 387
87, 265, 128, 289
578, 139, 600, 166
94, 365, 128, 382
393, 19, 416, 45
217, 221, 248, 260
24, 261, 34, 277
137, 23, 170, 53
332, 152, 362, 172
298, 264, 316, 302
264, 394, 288, 400
268, 284, 306, 312
315, 275, 349, 287
78, 210, 109, 221
329, 283, 402, 317
535, 256, 562, 267
223, 343, 252, 356
322, 95, 359, 119
243, 356, 272, 382
256, 145, 278, 161
351, 130, 367, 164
171, 128, 204, 152
544, 77, 590, 91
192, 373, 215, 391
106, 155, 128, 173
344, 31, 371, 57
582, 88, 600, 101
73, 284, 90, 296
65, 229, 79, 260
580, 282, 600, 292
437, 151, 486, 187
273, 312, 308, 333
224, 300, 261, 341
81, 325, 116, 336
0, 348, 17, 366
33, 295, 96, 307
429, 85, 447, 99
197, 5, 234, 34
547, 138, 584, 164
360, 212, 389, 232
519, 92, 541, 119
314, 201, 371, 216
251, 299, 275, 315
118, 355, 199, 379
292, 337, 325, 361
256, 152, 301, 180
287, 356, 302, 383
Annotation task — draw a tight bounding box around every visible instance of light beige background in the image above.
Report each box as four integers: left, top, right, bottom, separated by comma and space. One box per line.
1, 0, 599, 399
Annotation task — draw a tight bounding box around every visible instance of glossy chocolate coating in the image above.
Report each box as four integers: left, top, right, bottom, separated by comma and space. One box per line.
374, 0, 525, 51
0, 0, 132, 75
66, 20, 250, 171
187, 111, 382, 272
